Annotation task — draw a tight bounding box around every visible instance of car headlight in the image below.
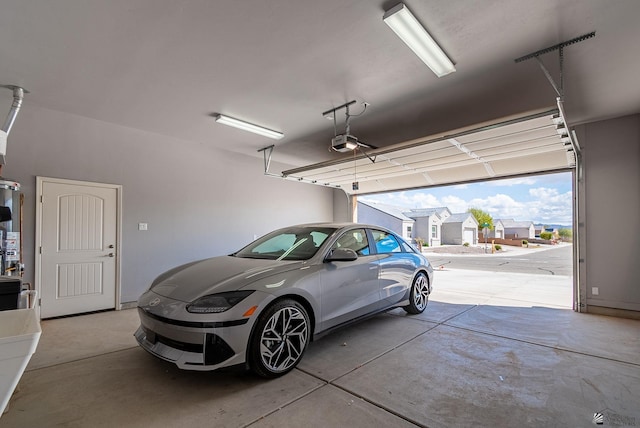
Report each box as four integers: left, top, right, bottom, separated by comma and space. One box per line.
186, 291, 255, 314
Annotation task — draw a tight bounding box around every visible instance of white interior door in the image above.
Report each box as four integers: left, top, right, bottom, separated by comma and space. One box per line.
39, 179, 119, 318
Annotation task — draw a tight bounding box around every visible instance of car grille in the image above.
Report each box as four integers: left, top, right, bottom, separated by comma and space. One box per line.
156, 333, 204, 354
142, 326, 235, 365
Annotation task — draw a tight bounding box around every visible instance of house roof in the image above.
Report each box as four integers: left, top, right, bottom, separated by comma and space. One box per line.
404, 208, 442, 219
358, 201, 413, 222
497, 219, 534, 228
443, 213, 478, 225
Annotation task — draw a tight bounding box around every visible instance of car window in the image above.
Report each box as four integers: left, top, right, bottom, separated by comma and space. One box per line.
331, 229, 370, 256
401, 241, 416, 253
371, 229, 402, 254
235, 226, 335, 260
252, 234, 296, 255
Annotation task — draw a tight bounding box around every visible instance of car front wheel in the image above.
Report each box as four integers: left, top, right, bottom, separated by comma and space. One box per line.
403, 272, 430, 314
248, 299, 310, 378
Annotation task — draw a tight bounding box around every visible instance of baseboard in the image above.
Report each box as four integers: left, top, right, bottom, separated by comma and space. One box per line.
586, 305, 640, 320
120, 301, 138, 310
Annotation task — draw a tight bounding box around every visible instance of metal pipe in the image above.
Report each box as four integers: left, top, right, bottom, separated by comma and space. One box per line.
2, 86, 26, 135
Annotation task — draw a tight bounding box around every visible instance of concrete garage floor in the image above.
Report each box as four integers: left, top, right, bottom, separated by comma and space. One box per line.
3, 270, 640, 427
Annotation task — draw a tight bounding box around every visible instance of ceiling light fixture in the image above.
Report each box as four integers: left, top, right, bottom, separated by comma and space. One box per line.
215, 114, 284, 140
383, 3, 455, 77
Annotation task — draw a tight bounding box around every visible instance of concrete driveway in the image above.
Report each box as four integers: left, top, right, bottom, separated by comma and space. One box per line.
425, 243, 573, 276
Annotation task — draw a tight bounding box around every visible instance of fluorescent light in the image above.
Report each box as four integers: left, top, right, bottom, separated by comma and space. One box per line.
215, 114, 284, 140
383, 3, 455, 77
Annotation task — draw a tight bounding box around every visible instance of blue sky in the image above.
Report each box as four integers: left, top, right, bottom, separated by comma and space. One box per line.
360, 172, 573, 225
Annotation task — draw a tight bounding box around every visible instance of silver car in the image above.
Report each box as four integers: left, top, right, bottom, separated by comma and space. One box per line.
135, 223, 433, 377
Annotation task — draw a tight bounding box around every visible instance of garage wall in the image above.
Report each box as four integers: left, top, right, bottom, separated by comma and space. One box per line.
332, 189, 352, 222
576, 113, 640, 315
2, 103, 334, 304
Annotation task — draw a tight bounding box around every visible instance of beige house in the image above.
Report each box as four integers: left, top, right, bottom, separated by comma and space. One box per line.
498, 219, 536, 240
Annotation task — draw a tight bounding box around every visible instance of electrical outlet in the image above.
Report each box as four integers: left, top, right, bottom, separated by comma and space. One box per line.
592, 287, 599, 296
138, 223, 148, 231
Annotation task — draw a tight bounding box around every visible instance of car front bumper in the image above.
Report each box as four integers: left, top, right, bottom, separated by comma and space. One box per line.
134, 290, 268, 371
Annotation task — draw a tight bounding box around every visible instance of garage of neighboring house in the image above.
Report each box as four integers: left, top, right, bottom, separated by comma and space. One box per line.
441, 212, 478, 245
0, 2, 639, 427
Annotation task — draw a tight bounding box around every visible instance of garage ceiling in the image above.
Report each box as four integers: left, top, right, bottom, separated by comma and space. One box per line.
1, 1, 639, 171
281, 107, 574, 195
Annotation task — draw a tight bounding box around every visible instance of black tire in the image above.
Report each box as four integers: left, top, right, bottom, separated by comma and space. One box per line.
247, 299, 310, 378
403, 272, 430, 314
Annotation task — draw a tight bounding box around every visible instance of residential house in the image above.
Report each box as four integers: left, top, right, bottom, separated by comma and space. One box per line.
442, 213, 479, 245
404, 208, 443, 247
535, 225, 559, 238
486, 219, 505, 239
498, 219, 535, 239
431, 207, 452, 221
359, 201, 482, 246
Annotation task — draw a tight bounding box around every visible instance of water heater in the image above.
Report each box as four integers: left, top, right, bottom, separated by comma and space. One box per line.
0, 178, 21, 276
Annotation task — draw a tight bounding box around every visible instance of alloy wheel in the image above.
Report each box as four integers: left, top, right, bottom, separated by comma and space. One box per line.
259, 306, 309, 373
413, 274, 429, 311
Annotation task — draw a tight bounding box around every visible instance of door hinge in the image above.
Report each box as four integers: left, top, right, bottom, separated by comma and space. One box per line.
39, 246, 42, 254
40, 195, 43, 203
39, 298, 41, 307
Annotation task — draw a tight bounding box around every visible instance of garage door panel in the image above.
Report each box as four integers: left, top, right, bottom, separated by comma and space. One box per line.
454, 115, 556, 143
281, 108, 575, 195
464, 133, 560, 153
480, 144, 568, 162
490, 152, 573, 175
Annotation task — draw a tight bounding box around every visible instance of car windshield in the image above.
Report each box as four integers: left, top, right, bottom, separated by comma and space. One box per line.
233, 226, 336, 261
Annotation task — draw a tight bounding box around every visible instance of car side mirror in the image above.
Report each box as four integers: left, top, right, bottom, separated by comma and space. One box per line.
325, 248, 358, 262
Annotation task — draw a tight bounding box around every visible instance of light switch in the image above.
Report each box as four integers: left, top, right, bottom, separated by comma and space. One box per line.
592, 287, 599, 296
138, 223, 148, 231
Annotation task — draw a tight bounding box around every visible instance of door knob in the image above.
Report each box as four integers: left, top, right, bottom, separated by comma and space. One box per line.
108, 244, 114, 248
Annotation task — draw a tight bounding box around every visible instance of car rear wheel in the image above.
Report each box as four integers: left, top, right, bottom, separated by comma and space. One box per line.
403, 272, 429, 314
248, 299, 310, 378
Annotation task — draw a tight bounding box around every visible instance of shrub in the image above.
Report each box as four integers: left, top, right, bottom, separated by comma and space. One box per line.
463, 242, 470, 247
494, 244, 502, 251
540, 232, 553, 240
522, 240, 528, 247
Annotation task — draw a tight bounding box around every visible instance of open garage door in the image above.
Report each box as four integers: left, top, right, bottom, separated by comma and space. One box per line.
281, 107, 575, 195
269, 102, 582, 312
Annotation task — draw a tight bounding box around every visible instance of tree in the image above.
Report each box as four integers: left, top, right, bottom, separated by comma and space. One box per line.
468, 208, 493, 229
558, 228, 573, 241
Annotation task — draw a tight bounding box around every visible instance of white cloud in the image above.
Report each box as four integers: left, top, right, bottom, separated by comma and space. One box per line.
384, 192, 441, 208
466, 194, 525, 220
441, 195, 468, 213
526, 187, 573, 224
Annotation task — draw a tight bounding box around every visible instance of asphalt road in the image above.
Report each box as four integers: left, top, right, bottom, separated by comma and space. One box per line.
425, 244, 573, 276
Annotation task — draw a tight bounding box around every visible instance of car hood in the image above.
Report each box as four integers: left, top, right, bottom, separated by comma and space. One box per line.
149, 255, 302, 302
